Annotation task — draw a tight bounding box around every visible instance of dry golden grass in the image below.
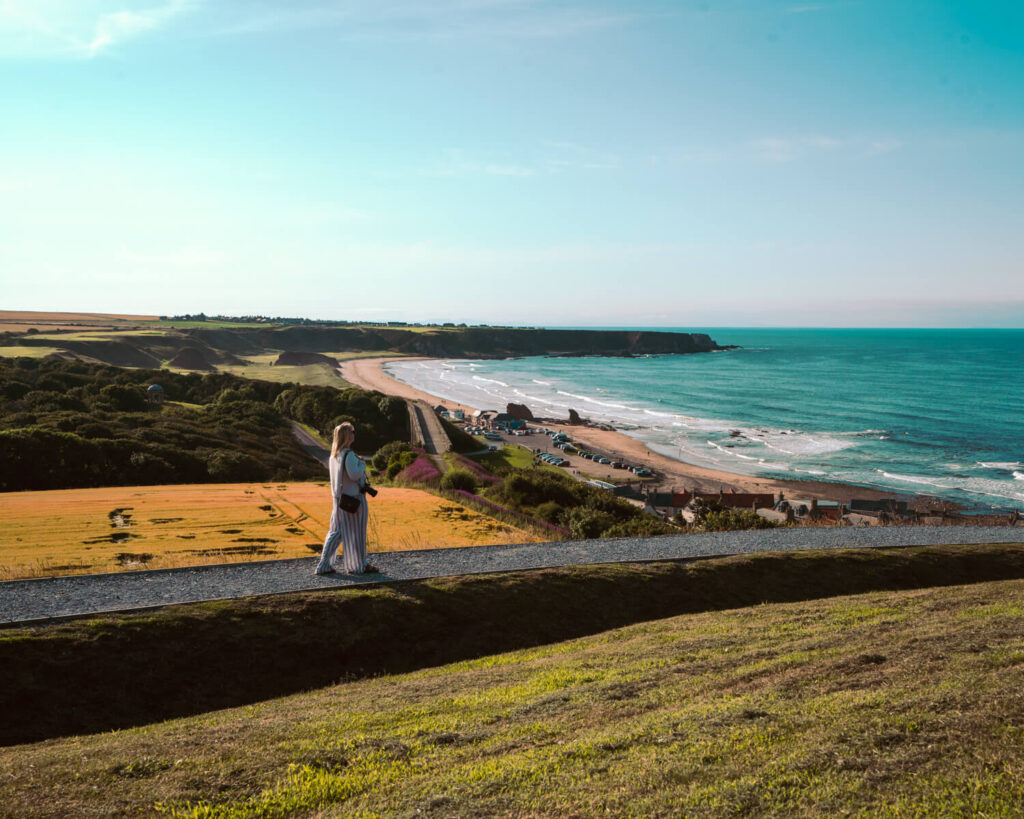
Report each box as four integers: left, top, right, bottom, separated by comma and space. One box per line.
0, 310, 159, 333
0, 483, 537, 580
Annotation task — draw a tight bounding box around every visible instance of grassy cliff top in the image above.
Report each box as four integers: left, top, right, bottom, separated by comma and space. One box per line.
2, 543, 1024, 816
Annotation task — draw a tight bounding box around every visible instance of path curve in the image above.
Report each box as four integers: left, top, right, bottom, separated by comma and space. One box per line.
2, 526, 1023, 625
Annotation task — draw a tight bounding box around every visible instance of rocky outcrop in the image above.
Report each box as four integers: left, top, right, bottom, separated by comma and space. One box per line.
568, 409, 583, 425
506, 402, 534, 421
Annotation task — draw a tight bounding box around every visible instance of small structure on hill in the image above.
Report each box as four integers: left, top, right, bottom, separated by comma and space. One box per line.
146, 384, 165, 405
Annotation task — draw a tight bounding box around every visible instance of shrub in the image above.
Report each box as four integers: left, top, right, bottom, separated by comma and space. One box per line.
440, 468, 477, 493
561, 507, 615, 540
395, 452, 442, 486
698, 509, 779, 532
440, 418, 479, 453
373, 440, 412, 473
534, 500, 564, 524
206, 450, 267, 482
690, 498, 779, 531
448, 453, 501, 485
386, 449, 418, 480
603, 515, 676, 538
451, 490, 570, 538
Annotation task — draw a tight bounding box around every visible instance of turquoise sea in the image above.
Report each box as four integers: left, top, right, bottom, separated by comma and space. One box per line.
386, 329, 1024, 511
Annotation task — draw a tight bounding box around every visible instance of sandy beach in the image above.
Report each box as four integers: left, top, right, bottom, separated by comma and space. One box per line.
341, 357, 913, 506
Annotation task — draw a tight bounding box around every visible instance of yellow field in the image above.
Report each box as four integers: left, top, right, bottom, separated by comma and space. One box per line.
0, 346, 63, 359
0, 483, 537, 580
0, 310, 160, 333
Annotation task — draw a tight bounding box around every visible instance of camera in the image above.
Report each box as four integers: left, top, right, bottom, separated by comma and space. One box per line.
360, 480, 378, 498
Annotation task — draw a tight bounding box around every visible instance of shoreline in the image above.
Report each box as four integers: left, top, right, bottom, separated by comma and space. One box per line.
339, 357, 946, 508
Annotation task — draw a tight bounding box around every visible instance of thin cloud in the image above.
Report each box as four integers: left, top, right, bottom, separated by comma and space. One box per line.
749, 135, 903, 162
0, 0, 195, 58
89, 0, 193, 56
212, 0, 654, 42
118, 243, 226, 267
540, 139, 619, 171
422, 150, 537, 178
784, 2, 858, 14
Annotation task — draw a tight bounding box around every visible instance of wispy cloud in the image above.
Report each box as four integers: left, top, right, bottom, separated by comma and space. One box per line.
89, 0, 192, 56
540, 139, 619, 171
420, 140, 622, 179
2, 1, 658, 58
118, 243, 225, 267
0, 0, 195, 58
749, 134, 904, 162
422, 149, 537, 178
211, 0, 653, 42
784, 2, 858, 14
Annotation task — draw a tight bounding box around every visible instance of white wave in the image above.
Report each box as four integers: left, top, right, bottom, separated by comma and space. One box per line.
707, 440, 757, 461
761, 433, 854, 457
532, 379, 552, 386
1015, 471, 1024, 482
879, 471, 952, 490
472, 375, 509, 387
980, 462, 1023, 470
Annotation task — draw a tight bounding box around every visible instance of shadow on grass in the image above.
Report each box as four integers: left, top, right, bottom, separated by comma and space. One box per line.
2, 542, 1023, 746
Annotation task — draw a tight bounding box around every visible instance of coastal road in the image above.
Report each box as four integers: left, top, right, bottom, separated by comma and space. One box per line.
409, 400, 452, 456
2, 526, 1022, 626
289, 422, 330, 467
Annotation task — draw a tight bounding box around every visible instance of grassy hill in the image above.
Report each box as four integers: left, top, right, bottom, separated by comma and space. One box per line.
2, 544, 1024, 816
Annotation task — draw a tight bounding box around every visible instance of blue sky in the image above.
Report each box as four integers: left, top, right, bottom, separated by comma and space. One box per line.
2, 1, 1022, 326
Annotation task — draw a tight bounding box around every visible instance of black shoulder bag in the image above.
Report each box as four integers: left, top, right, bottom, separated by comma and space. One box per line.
337, 450, 361, 513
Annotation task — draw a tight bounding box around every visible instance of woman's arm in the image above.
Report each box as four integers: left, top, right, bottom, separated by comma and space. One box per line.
343, 450, 367, 485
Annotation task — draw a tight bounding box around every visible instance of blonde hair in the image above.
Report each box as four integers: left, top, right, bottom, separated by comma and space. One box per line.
330, 422, 355, 459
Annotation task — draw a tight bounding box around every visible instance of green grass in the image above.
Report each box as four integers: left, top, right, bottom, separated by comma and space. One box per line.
2, 544, 1024, 816
0, 346, 62, 359
3, 543, 1024, 748
166, 356, 352, 388
469, 442, 555, 473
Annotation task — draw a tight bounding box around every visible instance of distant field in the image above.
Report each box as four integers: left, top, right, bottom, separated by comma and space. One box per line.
0, 346, 62, 359
0, 483, 537, 579
0, 311, 161, 333
210, 353, 347, 387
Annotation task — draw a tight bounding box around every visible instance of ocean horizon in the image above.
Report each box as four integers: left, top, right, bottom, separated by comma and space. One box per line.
385, 328, 1024, 512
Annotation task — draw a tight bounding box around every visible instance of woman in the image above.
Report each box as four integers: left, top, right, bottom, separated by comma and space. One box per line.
315, 422, 378, 575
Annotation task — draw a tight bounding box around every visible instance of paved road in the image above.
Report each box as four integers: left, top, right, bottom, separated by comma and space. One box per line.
2, 526, 1022, 626
409, 400, 451, 456
289, 422, 330, 467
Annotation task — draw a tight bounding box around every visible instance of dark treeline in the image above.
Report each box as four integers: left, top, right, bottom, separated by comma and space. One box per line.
0, 358, 408, 492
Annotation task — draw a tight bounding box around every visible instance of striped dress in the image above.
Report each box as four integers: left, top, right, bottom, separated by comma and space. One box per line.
315, 449, 369, 574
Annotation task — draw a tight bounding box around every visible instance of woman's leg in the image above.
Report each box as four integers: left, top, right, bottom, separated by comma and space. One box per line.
339, 498, 369, 573
315, 509, 344, 574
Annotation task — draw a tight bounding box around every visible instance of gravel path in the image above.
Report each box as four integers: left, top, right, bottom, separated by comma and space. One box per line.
2, 526, 1022, 626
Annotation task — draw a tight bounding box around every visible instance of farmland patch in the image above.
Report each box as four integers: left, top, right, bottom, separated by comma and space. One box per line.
0, 483, 539, 580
